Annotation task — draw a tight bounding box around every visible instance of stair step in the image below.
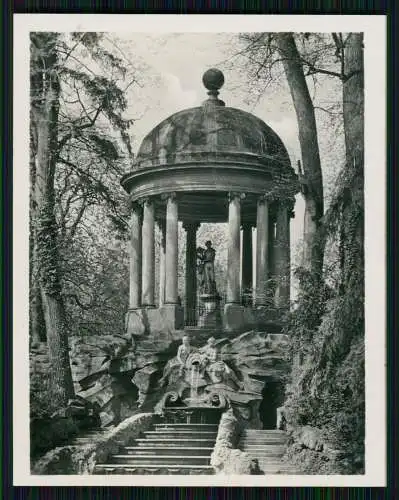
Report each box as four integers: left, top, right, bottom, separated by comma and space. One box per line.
124, 446, 214, 456
135, 438, 216, 447
242, 438, 286, 441
240, 448, 285, 457
241, 443, 286, 447
71, 438, 97, 444
155, 424, 218, 429
94, 464, 214, 475
241, 435, 287, 438
111, 455, 210, 466
242, 430, 286, 433
241, 433, 287, 437
241, 436, 287, 440
145, 430, 217, 436
240, 437, 287, 441
239, 443, 287, 453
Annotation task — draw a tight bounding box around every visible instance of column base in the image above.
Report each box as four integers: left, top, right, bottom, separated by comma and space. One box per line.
223, 304, 283, 333
274, 287, 290, 312
223, 303, 254, 333
125, 305, 184, 336
160, 303, 185, 331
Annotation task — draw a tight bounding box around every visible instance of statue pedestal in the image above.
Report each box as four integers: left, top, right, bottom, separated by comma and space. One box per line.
198, 294, 222, 329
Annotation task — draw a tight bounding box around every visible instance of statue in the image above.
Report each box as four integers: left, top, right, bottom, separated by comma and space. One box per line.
203, 240, 217, 294
159, 335, 193, 387
199, 337, 244, 389
200, 336, 218, 369
176, 335, 192, 376
197, 241, 217, 295
158, 336, 243, 392
197, 247, 205, 295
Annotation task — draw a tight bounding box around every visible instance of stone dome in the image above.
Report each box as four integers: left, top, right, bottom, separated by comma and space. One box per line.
121, 69, 299, 209
134, 105, 292, 171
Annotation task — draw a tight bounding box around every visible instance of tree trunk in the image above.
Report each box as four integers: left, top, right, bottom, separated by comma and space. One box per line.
31, 33, 75, 403
343, 34, 364, 167
29, 115, 46, 345
275, 33, 324, 279
341, 33, 364, 292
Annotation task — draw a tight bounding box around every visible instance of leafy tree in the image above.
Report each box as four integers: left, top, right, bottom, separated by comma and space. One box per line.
274, 33, 324, 279
30, 32, 75, 402
30, 31, 135, 403
286, 33, 364, 473
233, 32, 365, 472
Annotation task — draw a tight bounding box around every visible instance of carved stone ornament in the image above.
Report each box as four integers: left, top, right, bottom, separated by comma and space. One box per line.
139, 197, 153, 208
161, 191, 177, 202
228, 191, 246, 202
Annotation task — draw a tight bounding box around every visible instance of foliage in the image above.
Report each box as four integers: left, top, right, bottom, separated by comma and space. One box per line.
232, 31, 365, 474
30, 31, 139, 346
30, 372, 79, 458
30, 371, 67, 420
60, 218, 129, 337
283, 157, 364, 473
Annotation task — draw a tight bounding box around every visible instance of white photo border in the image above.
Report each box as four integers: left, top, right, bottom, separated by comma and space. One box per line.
13, 13, 387, 487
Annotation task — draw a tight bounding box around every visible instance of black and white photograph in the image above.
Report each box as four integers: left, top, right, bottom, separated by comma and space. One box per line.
13, 15, 386, 487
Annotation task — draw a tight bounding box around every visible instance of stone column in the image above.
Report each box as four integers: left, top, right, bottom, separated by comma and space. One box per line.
129, 203, 142, 309
184, 222, 199, 326
165, 192, 179, 304
241, 223, 253, 303
268, 211, 276, 296
141, 198, 155, 307
274, 200, 292, 309
226, 192, 242, 304
158, 220, 166, 307
255, 195, 269, 306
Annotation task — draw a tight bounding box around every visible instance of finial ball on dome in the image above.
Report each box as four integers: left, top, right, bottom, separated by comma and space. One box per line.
202, 68, 225, 91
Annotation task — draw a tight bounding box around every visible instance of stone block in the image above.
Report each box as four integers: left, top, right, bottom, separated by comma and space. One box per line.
160, 304, 185, 331
125, 309, 149, 336
132, 365, 160, 394
126, 305, 184, 336
223, 304, 256, 333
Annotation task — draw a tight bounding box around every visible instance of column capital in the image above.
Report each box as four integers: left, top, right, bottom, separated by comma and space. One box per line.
139, 196, 154, 208
161, 191, 177, 202
183, 221, 201, 232
257, 193, 270, 205
241, 221, 254, 230
129, 200, 143, 213
258, 191, 279, 204
278, 197, 296, 212
228, 191, 245, 202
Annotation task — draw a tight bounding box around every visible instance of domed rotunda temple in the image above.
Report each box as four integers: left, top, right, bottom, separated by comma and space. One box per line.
121, 69, 299, 336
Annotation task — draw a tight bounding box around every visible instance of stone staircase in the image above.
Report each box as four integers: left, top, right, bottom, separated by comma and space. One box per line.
94, 423, 218, 475
238, 429, 297, 474
70, 427, 115, 446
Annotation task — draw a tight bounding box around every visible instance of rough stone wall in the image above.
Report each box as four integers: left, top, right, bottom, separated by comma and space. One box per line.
210, 409, 262, 475
282, 424, 347, 474
31, 329, 290, 428
32, 412, 155, 475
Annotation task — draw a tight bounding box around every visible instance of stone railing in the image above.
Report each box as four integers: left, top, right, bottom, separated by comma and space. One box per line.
32, 412, 155, 475
210, 409, 262, 475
